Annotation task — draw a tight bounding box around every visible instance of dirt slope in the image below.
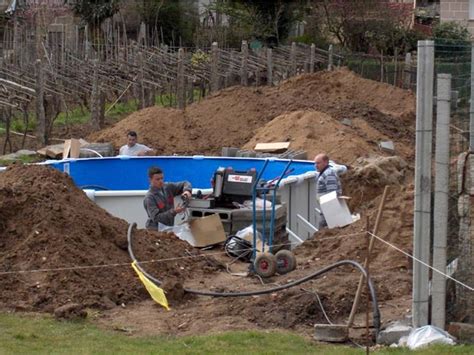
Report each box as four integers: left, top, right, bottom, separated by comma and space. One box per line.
0, 68, 419, 340
0, 164, 219, 314
89, 68, 415, 161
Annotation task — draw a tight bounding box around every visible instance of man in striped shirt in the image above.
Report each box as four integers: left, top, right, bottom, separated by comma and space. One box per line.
314, 153, 342, 228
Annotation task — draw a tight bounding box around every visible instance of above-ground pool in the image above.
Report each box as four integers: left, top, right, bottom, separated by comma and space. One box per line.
47, 156, 316, 191
45, 156, 319, 243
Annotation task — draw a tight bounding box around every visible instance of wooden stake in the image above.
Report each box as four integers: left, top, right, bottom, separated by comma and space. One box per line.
348, 185, 389, 327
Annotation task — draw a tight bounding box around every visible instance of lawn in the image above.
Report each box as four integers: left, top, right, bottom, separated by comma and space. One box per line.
0, 313, 472, 354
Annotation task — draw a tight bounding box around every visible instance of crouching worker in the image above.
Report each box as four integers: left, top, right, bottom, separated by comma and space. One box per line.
143, 166, 192, 229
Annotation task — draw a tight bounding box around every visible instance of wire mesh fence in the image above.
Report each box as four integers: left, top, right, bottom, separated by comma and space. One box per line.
433, 41, 472, 323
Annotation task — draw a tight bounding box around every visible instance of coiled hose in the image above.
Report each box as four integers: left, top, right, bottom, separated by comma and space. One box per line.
128, 222, 381, 332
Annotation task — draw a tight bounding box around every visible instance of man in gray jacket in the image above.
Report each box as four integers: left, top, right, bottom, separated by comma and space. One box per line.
143, 166, 192, 229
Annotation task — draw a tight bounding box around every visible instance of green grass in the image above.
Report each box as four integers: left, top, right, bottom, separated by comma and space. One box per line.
0, 154, 40, 166
0, 90, 196, 136
0, 313, 473, 354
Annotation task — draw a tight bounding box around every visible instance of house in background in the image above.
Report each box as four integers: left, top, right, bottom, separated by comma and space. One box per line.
415, 0, 440, 35
440, 0, 474, 36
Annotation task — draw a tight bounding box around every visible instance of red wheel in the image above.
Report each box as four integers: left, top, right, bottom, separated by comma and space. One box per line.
275, 250, 297, 274
254, 253, 277, 278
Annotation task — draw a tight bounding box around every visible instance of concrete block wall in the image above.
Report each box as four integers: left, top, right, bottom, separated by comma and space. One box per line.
440, 0, 474, 36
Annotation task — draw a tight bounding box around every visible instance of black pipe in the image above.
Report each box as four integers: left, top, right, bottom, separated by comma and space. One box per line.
127, 222, 381, 332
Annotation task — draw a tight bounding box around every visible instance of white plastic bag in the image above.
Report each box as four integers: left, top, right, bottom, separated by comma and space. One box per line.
236, 225, 262, 242
405, 325, 455, 350
243, 198, 272, 209
158, 222, 195, 245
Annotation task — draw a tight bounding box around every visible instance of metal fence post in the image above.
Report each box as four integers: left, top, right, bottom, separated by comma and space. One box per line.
432, 73, 451, 329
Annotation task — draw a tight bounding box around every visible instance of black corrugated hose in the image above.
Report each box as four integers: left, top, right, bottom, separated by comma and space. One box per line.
127, 222, 381, 333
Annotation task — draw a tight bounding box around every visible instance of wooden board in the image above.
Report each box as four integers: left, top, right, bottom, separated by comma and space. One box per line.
254, 142, 290, 152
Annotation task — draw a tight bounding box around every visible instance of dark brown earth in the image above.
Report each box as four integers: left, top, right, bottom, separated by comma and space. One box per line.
0, 164, 220, 315
0, 68, 418, 342
88, 68, 415, 162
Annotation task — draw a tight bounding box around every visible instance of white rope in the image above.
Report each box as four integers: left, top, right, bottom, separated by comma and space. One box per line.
0, 232, 369, 277
367, 231, 474, 292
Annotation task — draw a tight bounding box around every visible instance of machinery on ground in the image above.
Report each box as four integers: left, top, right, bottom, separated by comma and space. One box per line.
188, 162, 297, 277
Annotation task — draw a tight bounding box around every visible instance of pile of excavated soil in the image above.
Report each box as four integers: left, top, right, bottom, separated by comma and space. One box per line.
242, 111, 413, 163
0, 164, 220, 315
0, 68, 419, 339
98, 180, 414, 338
0, 163, 412, 337
88, 68, 415, 162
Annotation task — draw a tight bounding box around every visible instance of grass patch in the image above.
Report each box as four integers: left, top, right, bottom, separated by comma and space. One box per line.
0, 154, 41, 166
0, 90, 204, 138
1, 313, 473, 354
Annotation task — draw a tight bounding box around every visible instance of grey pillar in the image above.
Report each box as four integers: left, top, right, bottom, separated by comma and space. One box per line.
35, 59, 46, 145
290, 42, 296, 76
310, 44, 315, 73
266, 47, 273, 86
404, 52, 412, 89
241, 40, 248, 86
432, 73, 452, 329
413, 40, 435, 328
210, 42, 219, 93
470, 45, 474, 150
177, 48, 185, 109
328, 44, 333, 71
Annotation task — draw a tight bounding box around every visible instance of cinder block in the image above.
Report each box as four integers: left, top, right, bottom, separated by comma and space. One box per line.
448, 322, 474, 343
377, 321, 412, 345
379, 140, 395, 153
314, 324, 348, 343
221, 147, 239, 157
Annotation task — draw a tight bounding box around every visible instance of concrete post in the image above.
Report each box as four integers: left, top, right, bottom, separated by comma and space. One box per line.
290, 42, 296, 76
267, 47, 273, 86
137, 51, 145, 109
310, 44, 315, 73
432, 73, 451, 329
470, 45, 474, 150
35, 59, 46, 145
413, 40, 434, 328
90, 60, 100, 130
241, 40, 248, 86
177, 48, 185, 109
404, 52, 412, 89
210, 42, 219, 93
328, 44, 333, 71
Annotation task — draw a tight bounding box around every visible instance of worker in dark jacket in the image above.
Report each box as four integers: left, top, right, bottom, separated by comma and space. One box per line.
143, 166, 192, 229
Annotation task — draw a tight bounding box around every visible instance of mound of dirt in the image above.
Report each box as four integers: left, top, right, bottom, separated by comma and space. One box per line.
342, 156, 412, 209
242, 111, 410, 164
0, 164, 219, 314
88, 68, 415, 161
98, 183, 415, 338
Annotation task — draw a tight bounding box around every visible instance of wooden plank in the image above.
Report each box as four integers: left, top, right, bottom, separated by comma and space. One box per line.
254, 142, 290, 152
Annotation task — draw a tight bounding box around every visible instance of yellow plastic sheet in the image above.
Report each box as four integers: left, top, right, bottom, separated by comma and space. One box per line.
131, 261, 169, 310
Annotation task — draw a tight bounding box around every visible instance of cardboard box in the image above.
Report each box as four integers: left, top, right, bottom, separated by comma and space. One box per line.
63, 138, 81, 159
189, 214, 226, 248
319, 191, 353, 228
